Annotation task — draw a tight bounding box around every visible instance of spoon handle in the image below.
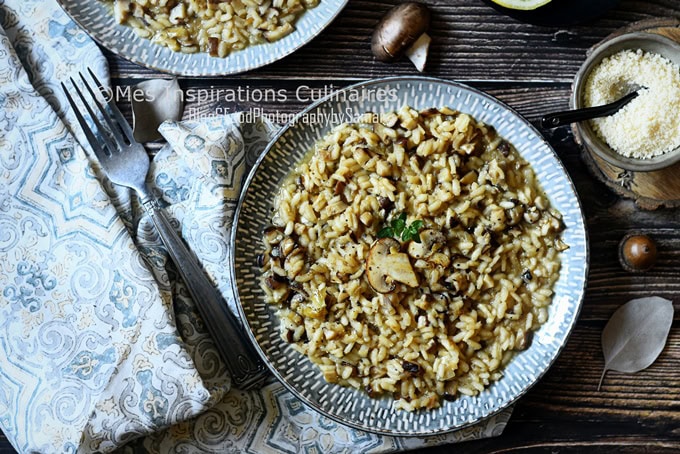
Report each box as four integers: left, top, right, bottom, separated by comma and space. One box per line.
541, 91, 639, 129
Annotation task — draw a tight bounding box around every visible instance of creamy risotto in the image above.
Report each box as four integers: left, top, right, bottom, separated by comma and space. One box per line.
107, 0, 318, 57
260, 106, 567, 410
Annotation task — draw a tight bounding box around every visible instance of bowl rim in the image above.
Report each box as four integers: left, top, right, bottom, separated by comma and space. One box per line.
55, 0, 349, 77
231, 76, 590, 436
571, 31, 680, 172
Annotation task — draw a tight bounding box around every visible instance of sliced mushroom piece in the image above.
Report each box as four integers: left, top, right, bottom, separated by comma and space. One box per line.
402, 360, 420, 375
265, 275, 285, 290
485, 205, 507, 232
256, 253, 268, 268
445, 272, 468, 293
424, 229, 446, 250
284, 248, 306, 279
265, 275, 290, 303
288, 292, 306, 307
523, 206, 540, 224
371, 2, 432, 72
373, 122, 397, 144
132, 3, 144, 18
429, 252, 450, 268
283, 329, 295, 343
270, 272, 289, 284
554, 238, 570, 252
334, 180, 346, 196
381, 111, 400, 128
264, 226, 285, 245
299, 287, 327, 319
113, 0, 133, 23
279, 236, 297, 257
505, 204, 524, 226
367, 238, 419, 293
331, 271, 351, 284
208, 37, 219, 57
377, 196, 395, 218
515, 329, 533, 351
407, 229, 446, 259
169, 2, 187, 24
407, 238, 430, 259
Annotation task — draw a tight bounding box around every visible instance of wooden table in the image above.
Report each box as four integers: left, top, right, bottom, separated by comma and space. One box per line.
2, 0, 678, 452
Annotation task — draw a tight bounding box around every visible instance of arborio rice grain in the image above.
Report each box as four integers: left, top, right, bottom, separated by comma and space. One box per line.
260, 106, 568, 411
107, 0, 319, 57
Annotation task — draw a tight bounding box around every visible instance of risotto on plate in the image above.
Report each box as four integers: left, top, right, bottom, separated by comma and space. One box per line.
260, 106, 568, 411
107, 0, 319, 57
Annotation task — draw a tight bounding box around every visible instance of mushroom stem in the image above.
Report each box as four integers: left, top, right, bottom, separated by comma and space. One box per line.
405, 33, 431, 72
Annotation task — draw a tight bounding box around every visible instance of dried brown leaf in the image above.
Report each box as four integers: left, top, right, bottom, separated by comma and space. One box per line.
599, 296, 674, 390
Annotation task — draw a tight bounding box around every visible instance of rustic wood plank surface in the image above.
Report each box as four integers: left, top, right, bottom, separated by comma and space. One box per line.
106, 0, 680, 82
1, 0, 678, 452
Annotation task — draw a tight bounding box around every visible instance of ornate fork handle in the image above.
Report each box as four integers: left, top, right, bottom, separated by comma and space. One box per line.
61, 70, 268, 389
143, 198, 269, 389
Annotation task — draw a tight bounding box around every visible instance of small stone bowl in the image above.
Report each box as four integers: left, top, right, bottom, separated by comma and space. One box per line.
571, 32, 680, 172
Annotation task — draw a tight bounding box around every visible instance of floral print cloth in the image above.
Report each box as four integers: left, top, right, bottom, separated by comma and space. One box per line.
0, 1, 511, 452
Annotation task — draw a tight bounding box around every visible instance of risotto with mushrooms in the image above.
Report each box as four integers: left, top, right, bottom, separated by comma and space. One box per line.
107, 0, 319, 57
260, 106, 568, 411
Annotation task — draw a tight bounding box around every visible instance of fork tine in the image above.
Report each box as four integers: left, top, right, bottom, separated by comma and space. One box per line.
87, 68, 135, 142
78, 72, 128, 148
61, 81, 111, 162
68, 76, 120, 155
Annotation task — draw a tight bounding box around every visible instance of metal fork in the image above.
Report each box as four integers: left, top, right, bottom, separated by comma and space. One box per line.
62, 69, 268, 390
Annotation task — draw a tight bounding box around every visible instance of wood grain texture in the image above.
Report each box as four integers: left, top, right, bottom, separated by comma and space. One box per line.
105, 0, 680, 82
418, 327, 680, 454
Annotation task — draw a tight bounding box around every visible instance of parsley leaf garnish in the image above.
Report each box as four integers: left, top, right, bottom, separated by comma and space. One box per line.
377, 213, 424, 243
403, 220, 424, 243
376, 226, 394, 238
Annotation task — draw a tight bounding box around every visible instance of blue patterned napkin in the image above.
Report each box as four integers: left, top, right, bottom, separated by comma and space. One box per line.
0, 1, 511, 452
0, 2, 220, 452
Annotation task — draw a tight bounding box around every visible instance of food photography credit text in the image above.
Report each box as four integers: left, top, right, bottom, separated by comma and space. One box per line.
0, 0, 678, 453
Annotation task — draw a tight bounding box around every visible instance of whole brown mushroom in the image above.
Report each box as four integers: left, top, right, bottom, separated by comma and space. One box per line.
371, 2, 432, 72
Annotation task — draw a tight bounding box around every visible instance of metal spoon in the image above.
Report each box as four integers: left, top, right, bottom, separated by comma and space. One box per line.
541, 89, 640, 129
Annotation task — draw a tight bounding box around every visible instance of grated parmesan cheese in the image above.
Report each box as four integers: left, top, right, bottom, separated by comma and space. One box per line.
584, 49, 680, 159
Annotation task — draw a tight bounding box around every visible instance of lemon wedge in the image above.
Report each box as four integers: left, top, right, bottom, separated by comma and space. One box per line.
490, 0, 552, 10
